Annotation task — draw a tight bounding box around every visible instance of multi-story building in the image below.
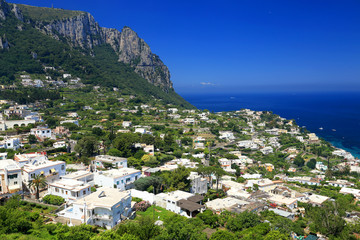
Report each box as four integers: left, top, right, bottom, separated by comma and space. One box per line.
0, 160, 22, 197
47, 179, 91, 202
92, 155, 127, 169
94, 168, 141, 190
22, 157, 66, 185
58, 187, 133, 229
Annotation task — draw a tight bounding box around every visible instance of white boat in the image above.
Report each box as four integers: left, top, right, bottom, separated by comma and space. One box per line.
319, 127, 323, 130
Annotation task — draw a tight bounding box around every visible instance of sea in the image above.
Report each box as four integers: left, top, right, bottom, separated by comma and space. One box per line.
181, 91, 360, 159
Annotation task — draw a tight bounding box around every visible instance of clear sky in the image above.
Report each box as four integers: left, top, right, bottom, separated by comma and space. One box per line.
8, 0, 360, 94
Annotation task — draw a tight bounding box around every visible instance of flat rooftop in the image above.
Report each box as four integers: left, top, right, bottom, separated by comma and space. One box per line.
62, 170, 93, 180
73, 187, 130, 209
100, 168, 141, 178
0, 160, 21, 171
49, 179, 90, 191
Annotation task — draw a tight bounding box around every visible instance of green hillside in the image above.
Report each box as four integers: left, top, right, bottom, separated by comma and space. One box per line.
15, 4, 85, 21
0, 9, 193, 108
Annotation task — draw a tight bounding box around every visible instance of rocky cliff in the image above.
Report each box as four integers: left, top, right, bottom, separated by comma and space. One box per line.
14, 3, 173, 90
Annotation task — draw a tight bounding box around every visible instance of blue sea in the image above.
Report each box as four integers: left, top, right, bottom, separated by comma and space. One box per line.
181, 92, 360, 158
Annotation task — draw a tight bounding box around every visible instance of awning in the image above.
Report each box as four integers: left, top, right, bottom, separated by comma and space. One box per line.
50, 168, 56, 173
40, 171, 44, 175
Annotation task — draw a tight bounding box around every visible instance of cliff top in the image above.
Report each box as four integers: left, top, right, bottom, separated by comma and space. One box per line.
15, 3, 84, 21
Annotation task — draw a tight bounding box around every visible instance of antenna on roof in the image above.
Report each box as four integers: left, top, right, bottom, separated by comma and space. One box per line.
51, 4, 54, 9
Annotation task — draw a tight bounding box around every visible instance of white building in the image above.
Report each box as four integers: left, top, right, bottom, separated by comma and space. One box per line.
22, 157, 66, 185
219, 131, 236, 141
0, 137, 21, 150
154, 190, 205, 218
188, 172, 208, 195
62, 170, 94, 185
94, 168, 141, 190
30, 126, 52, 140
47, 179, 91, 202
14, 152, 48, 168
268, 195, 298, 210
58, 187, 132, 229
0, 160, 22, 197
53, 141, 67, 149
93, 155, 127, 169
122, 121, 132, 128
206, 197, 249, 213
260, 146, 273, 155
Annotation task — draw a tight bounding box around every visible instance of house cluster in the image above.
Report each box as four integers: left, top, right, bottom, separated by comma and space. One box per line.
0, 153, 144, 229
19, 71, 84, 89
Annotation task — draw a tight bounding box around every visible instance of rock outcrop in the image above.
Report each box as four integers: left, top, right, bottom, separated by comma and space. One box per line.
0, 34, 10, 50
0, 0, 10, 20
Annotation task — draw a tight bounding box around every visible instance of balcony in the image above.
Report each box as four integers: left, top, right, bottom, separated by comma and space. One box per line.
94, 214, 112, 220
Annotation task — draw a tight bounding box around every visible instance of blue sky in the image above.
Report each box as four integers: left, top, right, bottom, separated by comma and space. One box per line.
8, 0, 360, 94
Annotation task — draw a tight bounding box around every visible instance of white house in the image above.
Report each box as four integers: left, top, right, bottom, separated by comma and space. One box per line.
219, 131, 236, 141
122, 121, 132, 128
22, 158, 66, 185
63, 74, 72, 79
47, 179, 91, 202
0, 160, 22, 197
93, 155, 127, 169
0, 137, 21, 150
14, 152, 48, 168
58, 187, 133, 229
30, 126, 52, 140
268, 195, 298, 210
154, 190, 205, 218
62, 170, 94, 185
94, 168, 141, 190
53, 141, 67, 149
260, 146, 273, 155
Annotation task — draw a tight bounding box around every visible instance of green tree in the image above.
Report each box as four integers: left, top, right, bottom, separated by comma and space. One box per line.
197, 210, 219, 228
306, 158, 317, 169
75, 136, 99, 157
210, 230, 236, 240
293, 154, 305, 167
226, 211, 260, 232
28, 134, 37, 144
28, 174, 47, 199
264, 230, 288, 240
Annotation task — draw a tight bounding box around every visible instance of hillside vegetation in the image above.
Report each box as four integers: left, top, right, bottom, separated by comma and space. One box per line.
15, 4, 85, 21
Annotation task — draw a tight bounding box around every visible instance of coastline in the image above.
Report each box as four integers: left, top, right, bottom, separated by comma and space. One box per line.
181, 91, 360, 159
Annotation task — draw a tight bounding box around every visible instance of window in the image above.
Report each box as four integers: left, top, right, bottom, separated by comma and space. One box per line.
55, 188, 59, 192
116, 181, 119, 185
83, 190, 86, 195
8, 174, 18, 179
121, 180, 124, 184
61, 165, 65, 170
126, 178, 130, 183
49, 170, 51, 174
14, 181, 17, 185
65, 191, 68, 195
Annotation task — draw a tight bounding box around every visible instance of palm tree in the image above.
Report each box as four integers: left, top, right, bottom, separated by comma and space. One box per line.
28, 174, 47, 200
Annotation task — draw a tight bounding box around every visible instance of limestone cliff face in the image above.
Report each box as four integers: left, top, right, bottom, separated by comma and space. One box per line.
34, 10, 172, 90
40, 13, 105, 49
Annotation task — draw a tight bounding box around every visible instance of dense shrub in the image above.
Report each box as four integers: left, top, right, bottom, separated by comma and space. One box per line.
42, 195, 65, 206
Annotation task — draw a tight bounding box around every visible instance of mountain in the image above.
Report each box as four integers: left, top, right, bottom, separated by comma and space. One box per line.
0, 0, 191, 107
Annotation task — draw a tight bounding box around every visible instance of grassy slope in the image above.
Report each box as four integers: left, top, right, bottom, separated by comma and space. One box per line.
15, 4, 85, 21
